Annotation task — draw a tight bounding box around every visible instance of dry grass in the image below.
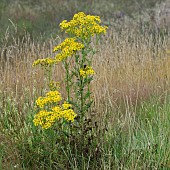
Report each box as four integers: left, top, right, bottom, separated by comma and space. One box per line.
94, 28, 170, 109
0, 27, 170, 116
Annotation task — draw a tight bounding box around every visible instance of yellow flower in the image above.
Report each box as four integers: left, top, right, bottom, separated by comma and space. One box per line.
36, 90, 62, 108
59, 12, 108, 38
53, 38, 84, 62
34, 97, 77, 129
46, 91, 62, 103
32, 58, 57, 67
52, 106, 63, 119
79, 66, 95, 78
62, 109, 77, 122
62, 101, 72, 109
33, 110, 58, 129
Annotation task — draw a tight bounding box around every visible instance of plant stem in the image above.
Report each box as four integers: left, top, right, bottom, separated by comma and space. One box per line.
64, 60, 70, 102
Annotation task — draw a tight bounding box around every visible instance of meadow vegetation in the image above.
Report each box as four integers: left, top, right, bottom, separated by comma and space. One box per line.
0, 0, 170, 169
0, 0, 166, 41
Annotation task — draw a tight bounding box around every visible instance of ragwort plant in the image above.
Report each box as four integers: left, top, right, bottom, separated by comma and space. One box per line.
32, 12, 108, 164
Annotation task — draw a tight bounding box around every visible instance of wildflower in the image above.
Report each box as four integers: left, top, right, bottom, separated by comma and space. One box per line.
51, 106, 64, 119
53, 38, 84, 62
52, 106, 62, 114
60, 12, 108, 38
62, 101, 72, 109
34, 89, 76, 129
36, 90, 62, 108
33, 110, 58, 129
36, 97, 48, 109
32, 58, 57, 67
33, 102, 77, 129
62, 109, 77, 122
79, 66, 95, 78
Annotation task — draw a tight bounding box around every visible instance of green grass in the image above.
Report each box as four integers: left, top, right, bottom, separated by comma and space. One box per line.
0, 92, 170, 169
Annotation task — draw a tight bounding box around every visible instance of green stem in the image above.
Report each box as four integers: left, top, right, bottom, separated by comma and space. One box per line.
44, 66, 52, 89
80, 77, 84, 116
48, 66, 52, 83
87, 81, 91, 108
64, 60, 70, 102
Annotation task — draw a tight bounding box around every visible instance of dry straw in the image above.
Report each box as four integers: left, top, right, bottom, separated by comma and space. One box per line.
0, 22, 170, 117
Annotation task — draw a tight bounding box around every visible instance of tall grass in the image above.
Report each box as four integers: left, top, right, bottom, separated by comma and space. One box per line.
0, 21, 170, 169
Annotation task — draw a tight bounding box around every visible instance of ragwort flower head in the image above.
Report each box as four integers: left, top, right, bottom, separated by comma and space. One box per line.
60, 12, 108, 38
33, 110, 58, 129
61, 109, 77, 122
36, 90, 62, 109
32, 58, 57, 67
79, 66, 95, 78
34, 89, 76, 129
33, 102, 77, 129
62, 101, 72, 110
53, 38, 84, 62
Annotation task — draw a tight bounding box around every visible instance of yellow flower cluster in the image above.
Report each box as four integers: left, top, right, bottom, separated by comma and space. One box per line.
60, 12, 108, 38
34, 90, 77, 129
36, 90, 62, 108
53, 38, 84, 62
32, 58, 57, 67
61, 109, 76, 122
62, 101, 72, 109
33, 110, 57, 129
51, 103, 76, 122
33, 103, 77, 129
79, 66, 95, 78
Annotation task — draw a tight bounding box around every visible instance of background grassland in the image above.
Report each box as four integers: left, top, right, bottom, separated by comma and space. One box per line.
0, 0, 166, 41
0, 0, 170, 169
